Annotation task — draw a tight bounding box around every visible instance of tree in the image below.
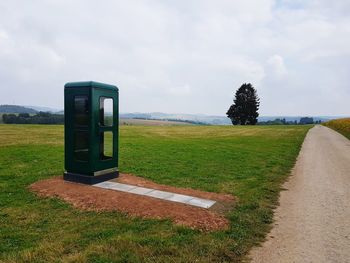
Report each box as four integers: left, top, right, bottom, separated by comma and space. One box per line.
226, 83, 260, 125
18, 113, 30, 118
299, 117, 314, 125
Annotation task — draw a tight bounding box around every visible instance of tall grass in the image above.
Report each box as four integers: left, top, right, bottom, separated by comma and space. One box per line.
323, 118, 350, 140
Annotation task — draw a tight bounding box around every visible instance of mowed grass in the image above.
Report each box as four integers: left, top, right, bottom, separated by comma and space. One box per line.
119, 118, 193, 126
0, 124, 310, 262
323, 118, 350, 140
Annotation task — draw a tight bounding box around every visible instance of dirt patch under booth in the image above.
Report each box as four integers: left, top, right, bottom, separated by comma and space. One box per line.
30, 173, 235, 231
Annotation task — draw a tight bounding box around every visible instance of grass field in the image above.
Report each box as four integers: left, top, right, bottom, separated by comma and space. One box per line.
119, 118, 193, 126
0, 124, 310, 262
323, 118, 350, 140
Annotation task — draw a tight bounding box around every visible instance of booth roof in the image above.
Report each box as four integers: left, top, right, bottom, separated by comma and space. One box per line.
64, 81, 118, 91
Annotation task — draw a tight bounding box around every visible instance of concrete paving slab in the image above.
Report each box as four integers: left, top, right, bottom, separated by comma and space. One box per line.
93, 181, 216, 209
95, 182, 137, 192
186, 198, 216, 209
145, 190, 174, 199
95, 181, 115, 187
165, 193, 194, 203
129, 187, 154, 195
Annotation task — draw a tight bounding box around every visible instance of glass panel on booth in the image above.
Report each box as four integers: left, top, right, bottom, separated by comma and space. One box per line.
74, 131, 89, 161
99, 97, 113, 126
100, 131, 113, 160
74, 96, 89, 126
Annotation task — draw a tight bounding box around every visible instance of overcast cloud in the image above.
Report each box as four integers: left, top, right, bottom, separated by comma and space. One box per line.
0, 0, 349, 116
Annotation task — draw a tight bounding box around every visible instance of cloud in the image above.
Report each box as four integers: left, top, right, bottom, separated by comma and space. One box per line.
266, 55, 287, 78
0, 0, 349, 116
167, 84, 191, 96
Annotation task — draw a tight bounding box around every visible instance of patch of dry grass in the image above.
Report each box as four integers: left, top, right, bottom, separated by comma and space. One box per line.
126, 125, 307, 139
119, 118, 193, 126
0, 124, 63, 146
323, 118, 350, 140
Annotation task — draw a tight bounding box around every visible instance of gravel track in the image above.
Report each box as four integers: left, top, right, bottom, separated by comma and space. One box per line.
249, 125, 350, 263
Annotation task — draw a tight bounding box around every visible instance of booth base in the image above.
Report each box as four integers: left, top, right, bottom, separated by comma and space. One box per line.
63, 171, 119, 185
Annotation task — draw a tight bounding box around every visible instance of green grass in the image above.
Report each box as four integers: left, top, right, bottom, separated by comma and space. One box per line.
323, 118, 350, 140
0, 124, 311, 262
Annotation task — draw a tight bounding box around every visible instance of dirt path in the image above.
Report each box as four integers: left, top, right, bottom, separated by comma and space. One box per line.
249, 125, 350, 263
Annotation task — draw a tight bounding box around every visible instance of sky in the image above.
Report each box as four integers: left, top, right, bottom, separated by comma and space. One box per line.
0, 0, 349, 116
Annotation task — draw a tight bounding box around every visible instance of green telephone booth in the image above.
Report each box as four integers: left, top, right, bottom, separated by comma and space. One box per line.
63, 81, 119, 184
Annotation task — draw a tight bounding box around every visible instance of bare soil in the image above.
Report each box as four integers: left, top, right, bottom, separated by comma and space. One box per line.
30, 174, 235, 231
249, 125, 350, 262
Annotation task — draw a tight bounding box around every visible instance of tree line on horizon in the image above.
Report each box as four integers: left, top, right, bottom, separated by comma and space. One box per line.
2, 112, 64, 124
2, 112, 321, 126
1, 89, 321, 126
258, 117, 321, 125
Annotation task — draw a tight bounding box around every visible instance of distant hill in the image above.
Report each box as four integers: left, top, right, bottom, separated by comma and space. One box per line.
120, 113, 337, 125
1, 104, 346, 125
120, 113, 152, 119
24, 105, 62, 113
120, 112, 231, 125
0, 105, 37, 114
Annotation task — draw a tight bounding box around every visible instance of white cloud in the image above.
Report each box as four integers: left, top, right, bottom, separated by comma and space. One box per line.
168, 84, 191, 96
0, 0, 349, 116
266, 55, 287, 78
